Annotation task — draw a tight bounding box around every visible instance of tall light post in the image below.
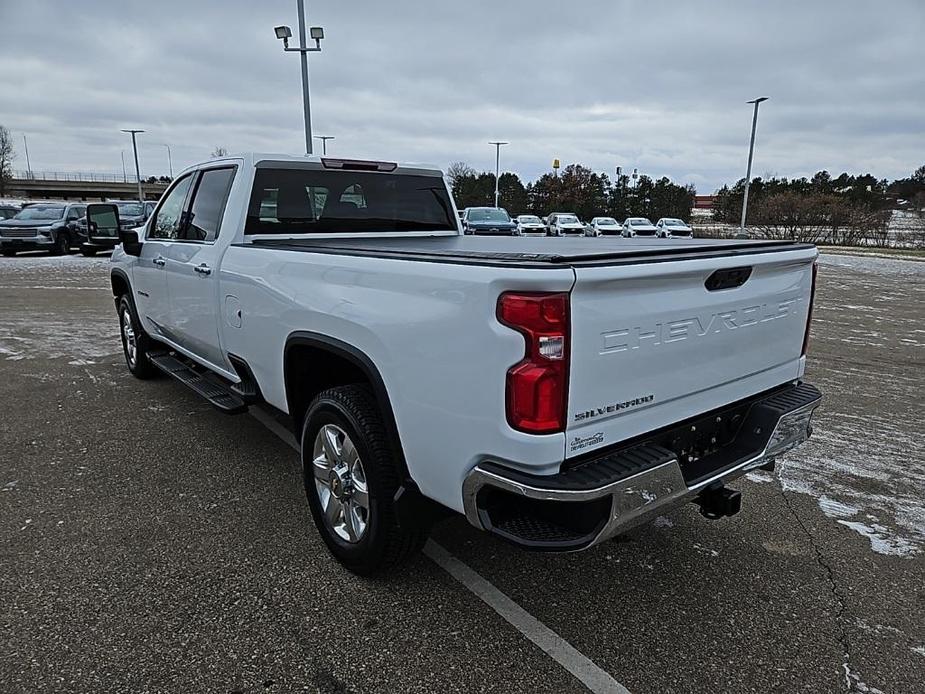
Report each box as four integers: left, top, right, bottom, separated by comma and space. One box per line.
121, 129, 145, 202
314, 135, 334, 155
22, 134, 33, 179
274, 1, 325, 155
162, 144, 173, 178
738, 96, 769, 238
615, 165, 623, 215
489, 141, 508, 208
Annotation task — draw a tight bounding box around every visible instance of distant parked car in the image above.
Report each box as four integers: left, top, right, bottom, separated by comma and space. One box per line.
621, 217, 658, 237
655, 218, 694, 238
461, 207, 517, 235
589, 217, 623, 236
546, 213, 585, 236
513, 214, 547, 236
0, 202, 87, 256
0, 203, 20, 220
80, 200, 157, 256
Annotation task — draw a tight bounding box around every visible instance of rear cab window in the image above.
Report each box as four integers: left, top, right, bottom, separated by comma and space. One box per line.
245, 164, 456, 235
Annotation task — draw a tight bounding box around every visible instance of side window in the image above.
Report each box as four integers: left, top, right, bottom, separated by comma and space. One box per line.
252, 183, 325, 227
66, 207, 81, 221
339, 183, 367, 209
150, 174, 194, 240
183, 167, 236, 241
258, 188, 278, 221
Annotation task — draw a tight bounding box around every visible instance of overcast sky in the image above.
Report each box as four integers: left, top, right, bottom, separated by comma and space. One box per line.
1, 1, 922, 192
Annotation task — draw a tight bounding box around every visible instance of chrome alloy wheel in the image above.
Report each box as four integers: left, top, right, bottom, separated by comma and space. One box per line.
120, 307, 137, 367
312, 424, 369, 543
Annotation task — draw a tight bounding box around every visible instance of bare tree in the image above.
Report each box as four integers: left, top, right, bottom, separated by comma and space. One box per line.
445, 161, 476, 188
211, 146, 229, 158
0, 125, 15, 197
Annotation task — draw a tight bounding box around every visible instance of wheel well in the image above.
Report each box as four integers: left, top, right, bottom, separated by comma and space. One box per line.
284, 344, 375, 428
111, 273, 129, 298
284, 335, 420, 506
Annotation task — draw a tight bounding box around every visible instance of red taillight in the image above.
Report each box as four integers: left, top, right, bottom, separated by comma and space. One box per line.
802, 262, 818, 356
497, 292, 570, 434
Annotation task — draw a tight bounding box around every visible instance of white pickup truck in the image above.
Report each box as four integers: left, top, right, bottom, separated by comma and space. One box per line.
91, 153, 822, 575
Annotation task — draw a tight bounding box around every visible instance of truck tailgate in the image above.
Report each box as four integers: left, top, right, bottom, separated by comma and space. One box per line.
566, 246, 817, 457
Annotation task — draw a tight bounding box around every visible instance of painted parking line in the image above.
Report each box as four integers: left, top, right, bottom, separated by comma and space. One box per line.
250, 406, 631, 694
423, 541, 630, 694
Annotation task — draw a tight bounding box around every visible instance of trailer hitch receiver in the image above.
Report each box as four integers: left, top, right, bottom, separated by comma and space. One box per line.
696, 484, 742, 520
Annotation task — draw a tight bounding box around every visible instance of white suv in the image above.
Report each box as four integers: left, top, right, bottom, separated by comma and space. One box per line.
590, 217, 623, 236
513, 214, 548, 236
656, 218, 694, 238
546, 213, 585, 236
621, 217, 658, 237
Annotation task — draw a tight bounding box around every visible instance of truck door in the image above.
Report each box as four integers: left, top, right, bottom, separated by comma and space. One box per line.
164, 166, 237, 371
134, 173, 195, 339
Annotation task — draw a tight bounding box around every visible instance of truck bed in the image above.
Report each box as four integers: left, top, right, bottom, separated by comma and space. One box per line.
248, 235, 813, 267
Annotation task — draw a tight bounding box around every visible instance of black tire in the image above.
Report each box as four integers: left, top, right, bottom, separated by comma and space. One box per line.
1, 249, 15, 257
117, 294, 157, 379
51, 232, 70, 256
301, 385, 428, 575
81, 248, 96, 257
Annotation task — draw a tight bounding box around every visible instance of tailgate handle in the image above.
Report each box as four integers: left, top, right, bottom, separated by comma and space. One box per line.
705, 266, 752, 291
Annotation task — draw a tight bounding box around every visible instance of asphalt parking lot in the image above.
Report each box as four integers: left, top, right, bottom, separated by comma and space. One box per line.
1, 251, 923, 694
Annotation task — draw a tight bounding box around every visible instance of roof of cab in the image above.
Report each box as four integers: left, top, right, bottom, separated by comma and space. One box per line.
195, 153, 444, 177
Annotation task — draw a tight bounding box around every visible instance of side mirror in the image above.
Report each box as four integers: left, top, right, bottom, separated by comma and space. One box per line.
87, 203, 141, 256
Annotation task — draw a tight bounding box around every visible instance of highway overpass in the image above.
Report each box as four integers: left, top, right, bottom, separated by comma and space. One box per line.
5, 174, 169, 202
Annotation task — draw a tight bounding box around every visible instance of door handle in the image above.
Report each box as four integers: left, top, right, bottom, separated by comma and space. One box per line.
152, 255, 166, 266
194, 263, 212, 276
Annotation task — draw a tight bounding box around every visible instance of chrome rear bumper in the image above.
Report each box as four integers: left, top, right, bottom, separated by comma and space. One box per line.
463, 382, 822, 550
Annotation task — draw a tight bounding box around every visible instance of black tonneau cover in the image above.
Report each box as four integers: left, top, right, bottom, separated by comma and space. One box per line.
247, 235, 814, 268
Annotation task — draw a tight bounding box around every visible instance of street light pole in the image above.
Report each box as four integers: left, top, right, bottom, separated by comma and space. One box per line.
738, 96, 769, 238
314, 135, 334, 155
22, 134, 33, 179
121, 129, 145, 202
489, 141, 508, 208
275, 1, 325, 155
163, 144, 173, 178
296, 0, 312, 154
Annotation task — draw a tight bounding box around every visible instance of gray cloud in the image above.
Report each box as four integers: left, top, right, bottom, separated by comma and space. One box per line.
1, 0, 922, 192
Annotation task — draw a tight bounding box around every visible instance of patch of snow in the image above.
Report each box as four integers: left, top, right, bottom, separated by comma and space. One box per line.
818, 496, 859, 520
652, 516, 674, 528
854, 618, 905, 638
745, 470, 775, 484
818, 253, 925, 278
0, 315, 119, 361
912, 646, 925, 659
844, 665, 885, 694
692, 543, 719, 557
837, 520, 918, 557
779, 254, 925, 559
0, 256, 117, 361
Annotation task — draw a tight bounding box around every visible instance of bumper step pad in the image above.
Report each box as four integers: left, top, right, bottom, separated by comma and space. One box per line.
479, 443, 676, 493
464, 381, 822, 551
